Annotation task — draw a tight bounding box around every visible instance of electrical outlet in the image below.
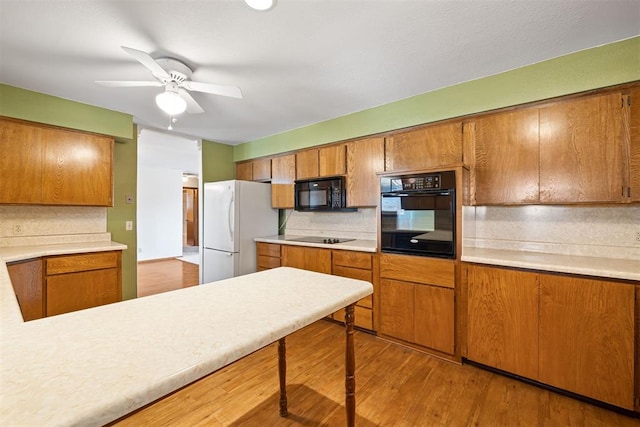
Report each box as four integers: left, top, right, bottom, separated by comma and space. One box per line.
635, 231, 640, 245
13, 224, 23, 235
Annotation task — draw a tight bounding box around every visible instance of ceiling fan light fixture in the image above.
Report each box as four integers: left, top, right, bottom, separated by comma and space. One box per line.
245, 0, 276, 11
155, 86, 187, 116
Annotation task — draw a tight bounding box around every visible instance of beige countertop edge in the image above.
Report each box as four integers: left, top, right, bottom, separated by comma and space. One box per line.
254, 235, 377, 253
0, 241, 128, 263
462, 247, 640, 282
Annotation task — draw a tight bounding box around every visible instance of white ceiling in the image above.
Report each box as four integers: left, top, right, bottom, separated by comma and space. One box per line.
1, 0, 638, 146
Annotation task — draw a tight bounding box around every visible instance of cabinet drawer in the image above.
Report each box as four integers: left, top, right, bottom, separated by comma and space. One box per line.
332, 250, 372, 269
333, 305, 373, 330
257, 255, 281, 270
380, 253, 455, 288
46, 251, 119, 275
257, 242, 281, 258
332, 265, 372, 308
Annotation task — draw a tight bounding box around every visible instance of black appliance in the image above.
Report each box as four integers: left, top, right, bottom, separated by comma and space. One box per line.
380, 171, 456, 259
294, 176, 355, 212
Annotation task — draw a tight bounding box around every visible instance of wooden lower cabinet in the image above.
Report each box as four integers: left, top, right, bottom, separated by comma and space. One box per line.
256, 242, 281, 271
379, 253, 456, 356
467, 265, 539, 379
331, 250, 376, 331
465, 263, 636, 411
281, 245, 331, 274
7, 258, 44, 321
538, 274, 635, 410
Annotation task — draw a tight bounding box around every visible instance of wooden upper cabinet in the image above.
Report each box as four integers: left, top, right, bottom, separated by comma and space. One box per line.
252, 158, 271, 182
296, 149, 319, 179
539, 92, 626, 203
271, 154, 296, 208
0, 118, 44, 203
384, 121, 462, 172
297, 144, 346, 180
629, 86, 640, 202
236, 161, 252, 180
473, 108, 540, 205
346, 137, 384, 207
0, 118, 114, 206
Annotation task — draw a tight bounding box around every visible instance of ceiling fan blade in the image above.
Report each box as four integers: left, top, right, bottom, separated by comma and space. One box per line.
121, 46, 171, 81
179, 88, 205, 114
182, 81, 243, 99
95, 80, 164, 88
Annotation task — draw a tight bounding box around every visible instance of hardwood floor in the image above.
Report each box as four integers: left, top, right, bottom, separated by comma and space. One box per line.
114, 320, 638, 426
137, 258, 199, 297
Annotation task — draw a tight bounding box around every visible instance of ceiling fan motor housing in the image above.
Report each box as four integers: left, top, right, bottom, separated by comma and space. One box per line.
154, 57, 193, 83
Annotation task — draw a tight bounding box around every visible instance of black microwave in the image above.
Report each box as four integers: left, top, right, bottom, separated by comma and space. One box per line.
294, 176, 354, 211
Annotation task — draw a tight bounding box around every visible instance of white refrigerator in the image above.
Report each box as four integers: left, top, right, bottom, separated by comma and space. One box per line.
202, 180, 277, 284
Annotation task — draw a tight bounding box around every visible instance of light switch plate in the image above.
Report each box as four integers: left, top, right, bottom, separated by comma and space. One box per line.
125, 221, 133, 231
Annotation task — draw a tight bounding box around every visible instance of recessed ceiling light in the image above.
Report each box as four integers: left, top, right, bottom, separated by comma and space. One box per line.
245, 0, 277, 11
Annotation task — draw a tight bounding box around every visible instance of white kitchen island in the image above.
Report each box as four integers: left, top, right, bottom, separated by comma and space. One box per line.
0, 266, 373, 426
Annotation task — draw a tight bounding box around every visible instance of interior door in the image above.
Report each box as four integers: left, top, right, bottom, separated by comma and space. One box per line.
183, 188, 198, 246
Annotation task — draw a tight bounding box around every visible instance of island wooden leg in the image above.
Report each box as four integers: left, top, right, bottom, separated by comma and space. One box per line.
278, 337, 288, 417
345, 304, 356, 427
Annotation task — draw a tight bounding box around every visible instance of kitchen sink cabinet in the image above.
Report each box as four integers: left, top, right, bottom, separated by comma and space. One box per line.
466, 265, 539, 379
7, 258, 44, 321
0, 117, 114, 206
45, 251, 122, 316
538, 274, 635, 410
296, 144, 346, 180
465, 263, 636, 411
346, 137, 385, 207
271, 154, 296, 208
281, 245, 332, 274
539, 92, 626, 203
379, 253, 456, 356
256, 242, 281, 271
384, 121, 463, 172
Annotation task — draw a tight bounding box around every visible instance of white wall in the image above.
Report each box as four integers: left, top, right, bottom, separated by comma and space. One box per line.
137, 128, 200, 261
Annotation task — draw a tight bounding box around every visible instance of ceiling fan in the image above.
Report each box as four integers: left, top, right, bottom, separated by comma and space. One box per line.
96, 46, 242, 116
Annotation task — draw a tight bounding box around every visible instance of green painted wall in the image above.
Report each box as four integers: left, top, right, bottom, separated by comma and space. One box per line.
233, 36, 640, 161
201, 139, 236, 182
1, 84, 138, 299
0, 84, 132, 140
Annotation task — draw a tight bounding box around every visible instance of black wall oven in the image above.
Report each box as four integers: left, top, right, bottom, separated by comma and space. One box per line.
380, 171, 456, 259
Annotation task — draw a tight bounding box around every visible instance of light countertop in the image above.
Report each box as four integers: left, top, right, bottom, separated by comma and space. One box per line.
0, 240, 128, 263
0, 267, 373, 426
462, 247, 639, 281
255, 235, 377, 253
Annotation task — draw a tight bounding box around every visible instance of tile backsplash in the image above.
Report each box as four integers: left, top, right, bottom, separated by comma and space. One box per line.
283, 208, 377, 240
0, 206, 108, 247
463, 205, 640, 260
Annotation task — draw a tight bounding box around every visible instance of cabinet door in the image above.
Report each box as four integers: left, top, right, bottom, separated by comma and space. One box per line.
41, 128, 114, 206
539, 275, 634, 409
379, 278, 414, 342
0, 118, 44, 204
346, 137, 384, 207
296, 149, 319, 180
252, 158, 271, 181
473, 108, 539, 204
271, 154, 295, 208
467, 265, 539, 379
303, 247, 332, 274
7, 259, 44, 321
539, 92, 625, 203
281, 245, 305, 269
385, 122, 462, 172
319, 144, 346, 177
414, 284, 455, 354
236, 162, 252, 180
626, 87, 639, 201
46, 268, 120, 316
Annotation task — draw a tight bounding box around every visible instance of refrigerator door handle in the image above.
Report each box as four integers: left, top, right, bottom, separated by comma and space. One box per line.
227, 193, 234, 242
